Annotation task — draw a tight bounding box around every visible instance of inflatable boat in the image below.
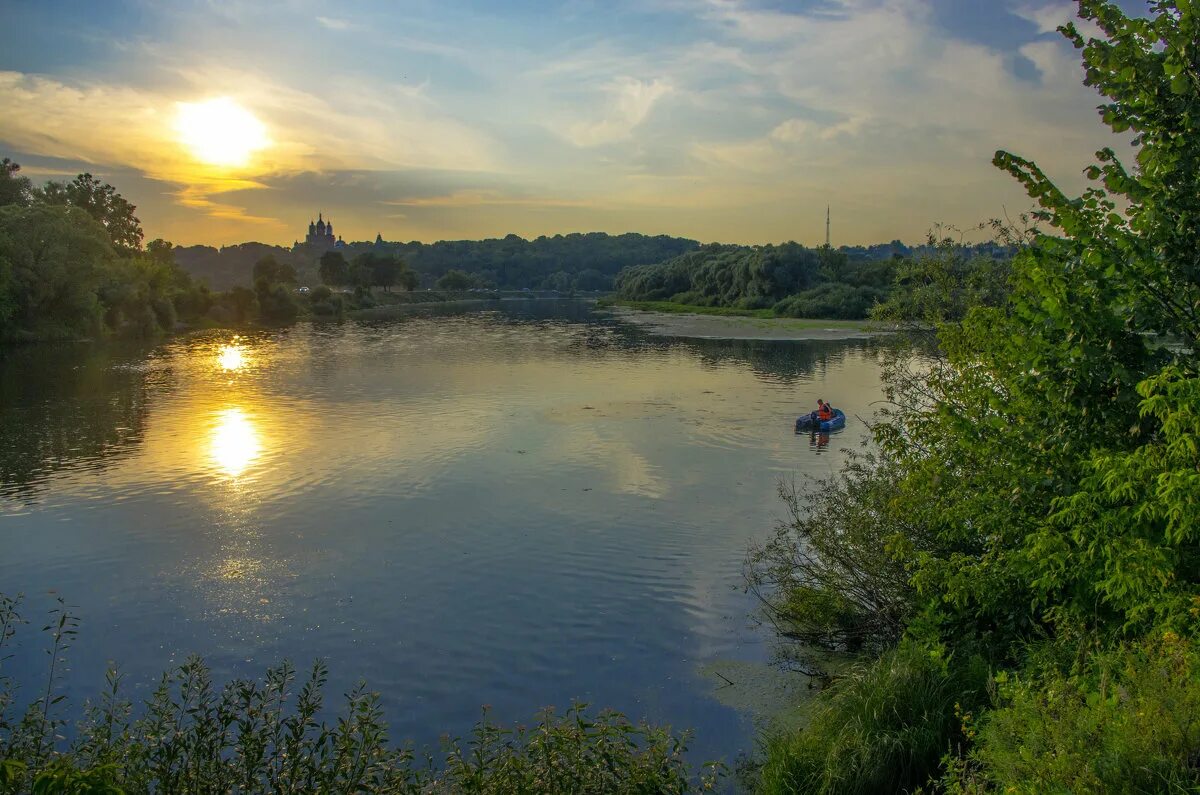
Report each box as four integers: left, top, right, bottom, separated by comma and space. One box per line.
795, 408, 846, 433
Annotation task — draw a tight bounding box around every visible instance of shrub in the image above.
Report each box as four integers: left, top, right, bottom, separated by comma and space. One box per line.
746, 456, 921, 671
757, 641, 986, 795
950, 634, 1200, 794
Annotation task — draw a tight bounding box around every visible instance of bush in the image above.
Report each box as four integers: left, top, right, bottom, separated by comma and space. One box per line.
773, 285, 882, 320
949, 634, 1200, 794
746, 457, 921, 671
757, 641, 986, 795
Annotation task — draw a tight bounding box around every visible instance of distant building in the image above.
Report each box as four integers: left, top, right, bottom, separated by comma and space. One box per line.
303, 213, 344, 251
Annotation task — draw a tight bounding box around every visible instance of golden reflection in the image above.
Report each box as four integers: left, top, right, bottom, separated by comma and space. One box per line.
217, 341, 247, 371
210, 408, 261, 477
211, 555, 263, 582
175, 98, 269, 167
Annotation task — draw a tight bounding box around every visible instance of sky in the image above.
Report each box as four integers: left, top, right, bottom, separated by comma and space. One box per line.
0, 0, 1147, 247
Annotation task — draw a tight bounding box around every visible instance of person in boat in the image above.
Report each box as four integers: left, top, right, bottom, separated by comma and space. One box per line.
807, 399, 833, 426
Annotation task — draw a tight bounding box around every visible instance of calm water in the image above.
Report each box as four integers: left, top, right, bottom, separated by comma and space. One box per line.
0, 300, 884, 764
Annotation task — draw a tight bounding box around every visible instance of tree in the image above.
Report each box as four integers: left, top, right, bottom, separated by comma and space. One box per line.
38, 173, 143, 253
318, 251, 350, 288
398, 268, 419, 292
436, 269, 475, 290
0, 158, 32, 207
0, 204, 113, 341
252, 254, 296, 286
352, 252, 408, 292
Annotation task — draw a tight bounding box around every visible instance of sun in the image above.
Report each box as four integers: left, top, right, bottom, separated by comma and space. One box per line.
175, 97, 269, 167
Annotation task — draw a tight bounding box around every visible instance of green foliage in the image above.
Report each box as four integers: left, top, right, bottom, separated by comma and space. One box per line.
318, 250, 350, 287
773, 284, 885, 320
616, 241, 1004, 320
37, 174, 143, 255
352, 251, 414, 292
870, 235, 1013, 326
255, 281, 300, 324
746, 457, 921, 671
180, 232, 697, 292
0, 204, 111, 342
0, 164, 240, 341
0, 158, 33, 208
252, 254, 297, 286
757, 642, 986, 795
436, 269, 476, 290
945, 634, 1200, 794
751, 3, 1200, 792
0, 596, 719, 794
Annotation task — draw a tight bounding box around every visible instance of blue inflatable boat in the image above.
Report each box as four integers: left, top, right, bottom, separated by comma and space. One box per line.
795, 408, 846, 433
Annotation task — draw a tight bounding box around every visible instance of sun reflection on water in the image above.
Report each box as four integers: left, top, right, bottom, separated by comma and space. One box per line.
217, 342, 247, 371
210, 408, 261, 477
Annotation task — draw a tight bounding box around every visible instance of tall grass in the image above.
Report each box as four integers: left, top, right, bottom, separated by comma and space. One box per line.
0, 595, 722, 794
756, 641, 985, 795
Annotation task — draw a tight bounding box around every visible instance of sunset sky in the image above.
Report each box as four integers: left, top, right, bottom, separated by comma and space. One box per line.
0, 0, 1142, 247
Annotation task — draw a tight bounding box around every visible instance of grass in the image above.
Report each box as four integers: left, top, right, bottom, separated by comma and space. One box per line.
756, 641, 986, 795
598, 299, 871, 329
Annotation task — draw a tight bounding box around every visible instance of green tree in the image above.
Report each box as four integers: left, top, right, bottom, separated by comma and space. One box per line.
352, 251, 410, 292
38, 173, 143, 254
0, 204, 112, 341
318, 250, 350, 288
0, 158, 33, 207
397, 268, 419, 292
252, 254, 297, 285
436, 269, 475, 290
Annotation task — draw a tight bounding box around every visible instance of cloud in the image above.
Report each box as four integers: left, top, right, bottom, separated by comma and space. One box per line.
315, 15, 353, 31
566, 77, 674, 147
0, 0, 1132, 246
1012, 2, 1104, 38
0, 65, 497, 230
383, 190, 592, 209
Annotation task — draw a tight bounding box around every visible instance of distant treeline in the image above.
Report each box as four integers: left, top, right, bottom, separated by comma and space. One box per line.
175, 232, 700, 292
614, 241, 1013, 320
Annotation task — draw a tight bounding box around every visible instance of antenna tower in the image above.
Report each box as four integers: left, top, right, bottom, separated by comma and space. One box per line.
825, 205, 831, 248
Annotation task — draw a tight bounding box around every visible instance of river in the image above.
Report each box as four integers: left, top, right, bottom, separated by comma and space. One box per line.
0, 300, 886, 766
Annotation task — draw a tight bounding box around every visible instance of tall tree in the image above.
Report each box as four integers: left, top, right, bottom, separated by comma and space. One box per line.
38, 173, 143, 254
318, 250, 350, 287
0, 158, 32, 207
252, 254, 296, 285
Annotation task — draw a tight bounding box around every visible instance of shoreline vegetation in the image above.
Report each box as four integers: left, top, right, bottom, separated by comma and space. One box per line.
600, 300, 879, 341
4, 1, 1200, 793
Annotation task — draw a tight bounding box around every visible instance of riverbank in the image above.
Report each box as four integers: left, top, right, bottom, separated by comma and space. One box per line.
605, 304, 880, 341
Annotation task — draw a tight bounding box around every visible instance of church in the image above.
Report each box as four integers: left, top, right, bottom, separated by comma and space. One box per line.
302, 213, 345, 251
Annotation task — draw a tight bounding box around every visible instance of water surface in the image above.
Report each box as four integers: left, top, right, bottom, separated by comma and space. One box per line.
0, 301, 884, 764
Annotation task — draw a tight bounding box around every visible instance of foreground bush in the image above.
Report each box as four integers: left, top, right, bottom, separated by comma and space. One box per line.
942, 634, 1200, 794
0, 596, 721, 794
757, 642, 985, 795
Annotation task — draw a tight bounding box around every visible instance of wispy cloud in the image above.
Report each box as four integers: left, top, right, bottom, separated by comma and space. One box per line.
565, 77, 674, 147
315, 15, 353, 31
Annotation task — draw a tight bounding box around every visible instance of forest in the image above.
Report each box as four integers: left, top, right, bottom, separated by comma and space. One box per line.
614, 240, 1012, 320
175, 231, 700, 292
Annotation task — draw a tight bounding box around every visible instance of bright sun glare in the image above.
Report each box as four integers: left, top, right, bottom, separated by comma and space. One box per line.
217, 342, 246, 371
210, 408, 261, 478
175, 98, 269, 167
